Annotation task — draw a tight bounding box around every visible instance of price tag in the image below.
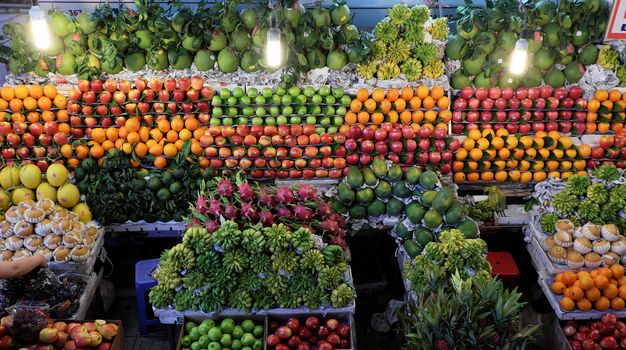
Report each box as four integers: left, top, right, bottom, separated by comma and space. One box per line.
66, 9, 82, 16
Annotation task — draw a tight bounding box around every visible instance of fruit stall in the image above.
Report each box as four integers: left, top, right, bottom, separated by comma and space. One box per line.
1, 0, 626, 348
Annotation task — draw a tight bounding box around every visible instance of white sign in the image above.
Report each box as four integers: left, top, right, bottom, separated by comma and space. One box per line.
607, 0, 626, 40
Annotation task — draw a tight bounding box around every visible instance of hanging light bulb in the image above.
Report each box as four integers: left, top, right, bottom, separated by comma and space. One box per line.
29, 4, 51, 50
266, 14, 283, 68
509, 38, 528, 75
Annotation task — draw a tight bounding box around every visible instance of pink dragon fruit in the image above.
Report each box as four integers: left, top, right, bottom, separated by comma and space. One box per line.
275, 187, 295, 204
294, 205, 314, 221
208, 198, 222, 217
327, 213, 346, 226
223, 204, 238, 219
328, 235, 346, 248
317, 201, 333, 218
319, 219, 342, 234
276, 206, 293, 219
205, 220, 220, 233
258, 188, 274, 207
238, 182, 255, 202
196, 196, 208, 210
190, 218, 200, 226
259, 210, 275, 226
217, 178, 234, 197
241, 202, 258, 220
296, 184, 317, 201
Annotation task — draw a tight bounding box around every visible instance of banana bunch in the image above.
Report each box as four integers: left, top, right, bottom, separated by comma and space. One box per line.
601, 202, 621, 224
222, 249, 247, 273
400, 58, 423, 81
229, 290, 253, 310
357, 60, 377, 80
249, 254, 272, 274
428, 17, 449, 41
422, 60, 445, 79
291, 271, 315, 294
264, 273, 288, 295
303, 287, 327, 310
212, 222, 242, 251
404, 22, 425, 45
567, 174, 592, 195
322, 245, 345, 266
182, 227, 211, 255
318, 266, 343, 289
153, 263, 181, 289
377, 61, 401, 80
598, 45, 620, 70
578, 199, 603, 224
264, 224, 291, 253
196, 250, 221, 273
241, 228, 265, 253
208, 268, 237, 293
594, 164, 621, 182
421, 229, 490, 277
415, 43, 438, 65
174, 289, 196, 311
169, 244, 196, 271
277, 290, 302, 309
388, 39, 411, 63
253, 293, 274, 311
552, 190, 578, 216
291, 227, 314, 252
148, 284, 175, 309
610, 184, 626, 207
389, 4, 412, 26
271, 251, 299, 275
540, 212, 560, 234
240, 270, 262, 292
200, 289, 226, 313
301, 250, 325, 271
182, 271, 207, 290
331, 283, 355, 308
587, 183, 609, 204
618, 66, 626, 85
374, 20, 398, 44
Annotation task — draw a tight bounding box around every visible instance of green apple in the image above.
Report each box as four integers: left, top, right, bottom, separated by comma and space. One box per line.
233, 87, 244, 98
336, 106, 347, 116
213, 107, 224, 117
306, 116, 317, 125
240, 96, 251, 105
327, 126, 338, 134
308, 105, 321, 115
319, 117, 331, 126
315, 127, 325, 134
290, 116, 301, 124
281, 95, 292, 104
271, 95, 281, 104
275, 86, 286, 96
262, 87, 273, 98
243, 106, 254, 117
295, 94, 307, 104
212, 96, 223, 105
227, 107, 238, 116
265, 116, 276, 125
255, 107, 267, 117
255, 95, 266, 105
251, 117, 263, 126
324, 95, 336, 104
232, 326, 244, 340
237, 117, 248, 125
288, 86, 301, 96
247, 87, 258, 98
222, 118, 233, 126
296, 106, 307, 115
270, 106, 280, 115
241, 321, 255, 334
323, 106, 335, 115
312, 94, 322, 104
208, 327, 222, 342
220, 334, 232, 347
219, 88, 230, 99
333, 116, 344, 126
209, 118, 221, 126
282, 106, 293, 115
341, 95, 351, 106
252, 326, 263, 339
277, 115, 288, 125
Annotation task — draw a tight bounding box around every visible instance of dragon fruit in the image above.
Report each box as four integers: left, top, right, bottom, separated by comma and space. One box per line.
259, 210, 275, 226
275, 187, 295, 204
196, 196, 208, 210
224, 204, 239, 220
317, 201, 333, 218
258, 188, 274, 207
294, 205, 314, 221
238, 182, 255, 202
205, 220, 220, 233
217, 178, 234, 197
208, 198, 222, 217
276, 206, 293, 219
296, 184, 317, 201
319, 219, 342, 235
328, 235, 346, 248
327, 213, 346, 226
241, 202, 258, 221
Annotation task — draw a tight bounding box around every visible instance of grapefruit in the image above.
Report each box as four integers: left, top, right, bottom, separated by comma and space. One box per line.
12, 187, 34, 205
0, 189, 10, 210
0, 167, 20, 190
36, 182, 58, 201
72, 203, 93, 224
57, 184, 81, 208
19, 164, 42, 189
46, 164, 68, 187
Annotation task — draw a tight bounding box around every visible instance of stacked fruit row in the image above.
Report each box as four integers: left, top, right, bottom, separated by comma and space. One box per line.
586, 89, 626, 134
587, 132, 626, 169
453, 129, 589, 183
451, 86, 588, 135
0, 85, 72, 169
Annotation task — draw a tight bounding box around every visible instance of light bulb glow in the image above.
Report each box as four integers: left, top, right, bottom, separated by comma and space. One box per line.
29, 6, 51, 50
266, 27, 283, 68
509, 39, 528, 75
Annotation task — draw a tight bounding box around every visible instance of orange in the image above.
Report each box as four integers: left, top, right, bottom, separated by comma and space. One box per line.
356, 88, 369, 102
106, 127, 119, 142
364, 99, 377, 112
28, 85, 43, 99
469, 148, 483, 161
9, 99, 22, 112
466, 172, 479, 182
387, 110, 399, 124
91, 128, 106, 144
53, 94, 67, 109
400, 87, 414, 100
157, 119, 171, 133
437, 96, 449, 109
430, 86, 444, 100
399, 111, 412, 124
610, 89, 622, 102
422, 96, 435, 109
150, 129, 163, 142
179, 129, 192, 141
43, 84, 57, 99
576, 298, 592, 312
139, 126, 150, 142
22, 97, 37, 111
619, 285, 626, 299
371, 112, 384, 125
350, 99, 362, 112
134, 143, 148, 157
164, 143, 178, 157
154, 156, 168, 169
595, 275, 610, 289
468, 129, 482, 141
439, 109, 452, 122
0, 87, 14, 101
60, 144, 73, 159
604, 284, 619, 299
599, 267, 613, 279
506, 136, 518, 149
190, 141, 202, 155
452, 161, 465, 171
612, 297, 625, 310
14, 85, 28, 99
416, 85, 429, 99
533, 172, 547, 182
476, 138, 489, 150
394, 98, 406, 111
494, 171, 507, 182
184, 117, 199, 131
453, 172, 466, 183
579, 276, 594, 290
480, 171, 494, 182
409, 96, 422, 110
588, 99, 600, 112
357, 111, 370, 124
587, 287, 602, 301
456, 148, 468, 160
379, 99, 392, 113
101, 140, 114, 151
559, 296, 575, 311
125, 118, 140, 133
371, 88, 385, 102
344, 111, 357, 125
555, 273, 564, 283
611, 264, 625, 279
127, 132, 140, 144
569, 286, 584, 301
0, 99, 7, 111
166, 130, 179, 143
386, 88, 399, 102
149, 143, 163, 156
595, 296, 611, 311
89, 143, 105, 159
578, 144, 591, 158
462, 138, 475, 151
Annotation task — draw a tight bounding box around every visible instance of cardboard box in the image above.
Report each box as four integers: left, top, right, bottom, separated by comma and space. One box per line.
176, 315, 267, 350
267, 312, 356, 350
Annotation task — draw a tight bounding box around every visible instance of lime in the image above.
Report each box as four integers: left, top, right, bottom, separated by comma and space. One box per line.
231, 339, 243, 350
191, 341, 201, 350
161, 172, 173, 185
241, 320, 255, 333
319, 86, 331, 96
189, 327, 201, 341
157, 188, 171, 201
252, 325, 263, 338
332, 87, 344, 98
199, 335, 210, 348
147, 177, 162, 192
303, 86, 315, 97
232, 326, 244, 340
220, 334, 232, 347
198, 323, 210, 335
247, 87, 258, 98
220, 319, 235, 334
241, 333, 255, 347
252, 339, 262, 350
170, 181, 183, 195
208, 327, 222, 341
208, 342, 222, 350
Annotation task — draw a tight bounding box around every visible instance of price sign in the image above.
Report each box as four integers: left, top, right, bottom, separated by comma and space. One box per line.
607, 0, 626, 39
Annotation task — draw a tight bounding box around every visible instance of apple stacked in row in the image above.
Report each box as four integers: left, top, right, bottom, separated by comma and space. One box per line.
67, 77, 213, 120
587, 132, 626, 170
451, 86, 588, 135
266, 316, 351, 350
0, 84, 72, 169
453, 129, 590, 184
210, 86, 349, 133
343, 123, 457, 174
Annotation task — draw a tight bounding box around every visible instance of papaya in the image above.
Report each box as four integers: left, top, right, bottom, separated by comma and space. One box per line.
423, 208, 443, 229
432, 188, 454, 214
362, 168, 378, 187
406, 203, 427, 224
392, 182, 411, 199
346, 167, 364, 189
387, 165, 403, 182
444, 201, 465, 225
374, 180, 392, 199
372, 158, 387, 178
367, 200, 386, 217
420, 190, 437, 207
395, 222, 413, 239
356, 188, 374, 204
337, 182, 355, 204
405, 167, 422, 185
386, 198, 405, 216
414, 228, 433, 246
404, 240, 423, 258
419, 171, 439, 190
349, 205, 367, 220
457, 217, 479, 238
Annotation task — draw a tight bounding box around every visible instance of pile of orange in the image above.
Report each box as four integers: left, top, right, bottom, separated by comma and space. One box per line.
345, 86, 451, 127
452, 129, 589, 183
0, 84, 67, 113
552, 265, 626, 312
586, 89, 626, 134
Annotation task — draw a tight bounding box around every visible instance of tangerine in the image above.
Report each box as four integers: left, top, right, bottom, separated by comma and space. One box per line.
356, 88, 369, 102
595, 296, 611, 311
612, 297, 625, 310
371, 88, 385, 102
560, 296, 575, 311
586, 287, 602, 302
43, 84, 57, 99
577, 298, 592, 312
28, 85, 43, 99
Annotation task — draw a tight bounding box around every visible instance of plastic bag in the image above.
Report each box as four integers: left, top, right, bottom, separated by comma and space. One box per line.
6, 302, 50, 342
